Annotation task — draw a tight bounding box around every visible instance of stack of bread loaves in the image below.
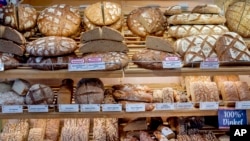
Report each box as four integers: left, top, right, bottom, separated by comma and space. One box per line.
79, 26, 129, 71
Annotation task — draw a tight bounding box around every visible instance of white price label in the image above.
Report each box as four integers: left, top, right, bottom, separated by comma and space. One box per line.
102, 104, 122, 112
59, 104, 79, 112
80, 104, 100, 112
28, 105, 48, 112
200, 57, 219, 69
199, 102, 219, 110
0, 62, 4, 71
68, 58, 105, 71
175, 103, 193, 109
126, 104, 145, 112
235, 101, 250, 109
2, 105, 23, 113
162, 57, 182, 68
155, 103, 175, 110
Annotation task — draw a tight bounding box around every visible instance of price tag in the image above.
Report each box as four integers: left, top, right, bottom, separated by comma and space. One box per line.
59, 104, 79, 112
28, 105, 48, 112
235, 101, 250, 109
80, 104, 100, 112
68, 58, 105, 71
0, 60, 4, 71
200, 57, 219, 69
126, 103, 145, 112
162, 57, 182, 68
175, 102, 193, 109
2, 105, 23, 113
199, 102, 219, 110
102, 104, 122, 112
155, 103, 175, 110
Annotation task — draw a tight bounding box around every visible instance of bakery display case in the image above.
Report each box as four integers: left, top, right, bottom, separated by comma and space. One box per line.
0, 0, 250, 140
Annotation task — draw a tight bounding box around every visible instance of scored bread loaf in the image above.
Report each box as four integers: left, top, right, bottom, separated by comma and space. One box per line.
145, 36, 174, 53
225, 2, 250, 37
215, 32, 250, 64
234, 81, 250, 101
168, 13, 226, 25
132, 49, 181, 70
168, 25, 228, 39
221, 81, 239, 102
192, 4, 222, 14
26, 36, 77, 57
164, 5, 182, 16
0, 25, 26, 44
0, 39, 25, 56
37, 4, 81, 37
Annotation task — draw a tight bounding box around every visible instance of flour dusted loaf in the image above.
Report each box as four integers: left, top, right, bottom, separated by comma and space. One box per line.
215, 32, 250, 64
26, 36, 77, 57
132, 49, 181, 70
225, 2, 250, 37
164, 5, 182, 16
192, 4, 222, 14
25, 84, 54, 104
168, 13, 226, 25
168, 25, 228, 39
127, 7, 165, 37
0, 25, 26, 44
0, 53, 20, 70
37, 4, 81, 37
75, 78, 104, 104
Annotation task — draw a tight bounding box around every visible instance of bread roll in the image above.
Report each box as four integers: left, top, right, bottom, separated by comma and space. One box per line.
75, 78, 104, 104
235, 81, 250, 101
145, 36, 174, 53
192, 4, 222, 14
168, 25, 228, 39
168, 13, 226, 25
225, 2, 250, 37
26, 36, 77, 57
221, 81, 239, 102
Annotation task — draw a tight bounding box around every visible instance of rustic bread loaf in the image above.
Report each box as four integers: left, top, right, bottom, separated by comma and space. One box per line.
75, 78, 104, 104
45, 119, 60, 141
0, 25, 26, 44
185, 76, 211, 98
37, 4, 81, 37
203, 82, 220, 102
168, 13, 226, 25
235, 81, 250, 101
192, 4, 222, 14
84, 1, 121, 26
127, 7, 165, 37
175, 35, 219, 56
225, 2, 250, 37
81, 52, 129, 71
0, 53, 20, 70
168, 25, 228, 39
0, 4, 18, 29
215, 32, 250, 64
28, 128, 44, 141
25, 84, 54, 104
57, 79, 74, 104
0, 39, 25, 56
162, 87, 174, 103
93, 118, 106, 141
221, 81, 239, 102
11, 79, 30, 96
145, 36, 174, 53
164, 5, 182, 16
26, 36, 77, 57
190, 82, 205, 102
132, 49, 181, 70
0, 91, 24, 105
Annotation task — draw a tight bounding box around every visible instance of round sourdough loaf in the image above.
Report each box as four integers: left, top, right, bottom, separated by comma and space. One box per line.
75, 78, 104, 104
25, 84, 54, 104
127, 7, 165, 37
26, 36, 77, 57
225, 2, 250, 37
37, 4, 81, 37
132, 49, 181, 70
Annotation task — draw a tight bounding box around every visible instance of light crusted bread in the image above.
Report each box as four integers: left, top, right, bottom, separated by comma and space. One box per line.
215, 32, 250, 63
0, 4, 18, 29
37, 4, 81, 37
190, 81, 206, 102
192, 4, 222, 14
162, 87, 174, 103
168, 13, 226, 25
26, 36, 77, 57
145, 36, 174, 53
185, 76, 211, 97
225, 2, 250, 37
168, 25, 228, 39
221, 81, 239, 102
203, 82, 219, 102
45, 119, 60, 141
0, 39, 25, 56
234, 81, 250, 101
0, 25, 26, 44
164, 5, 182, 16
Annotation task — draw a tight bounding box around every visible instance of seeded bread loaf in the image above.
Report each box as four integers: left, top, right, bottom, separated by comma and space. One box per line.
221, 81, 239, 102
235, 81, 250, 101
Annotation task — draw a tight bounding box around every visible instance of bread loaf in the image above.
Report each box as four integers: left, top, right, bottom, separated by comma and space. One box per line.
162, 87, 174, 103
215, 32, 250, 64
132, 49, 181, 70
37, 4, 81, 37
235, 81, 250, 101
203, 82, 219, 102
25, 84, 54, 104
221, 81, 239, 102
0, 53, 19, 70
26, 36, 77, 57
106, 118, 119, 141
127, 7, 165, 37
0, 39, 25, 56
225, 2, 250, 37
1, 4, 18, 29
140, 131, 154, 141
11, 79, 30, 96
168, 13, 226, 25
0, 91, 24, 105
192, 4, 222, 14
45, 119, 60, 141
0, 81, 12, 93
168, 25, 228, 39
190, 82, 206, 102
80, 52, 129, 71
145, 36, 174, 52
0, 25, 26, 44
153, 89, 163, 102
75, 78, 104, 104
28, 128, 44, 141
164, 5, 182, 16
185, 76, 211, 97
93, 118, 106, 141
57, 79, 74, 104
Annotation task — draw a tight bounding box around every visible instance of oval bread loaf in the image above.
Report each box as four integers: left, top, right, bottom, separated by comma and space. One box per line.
192, 4, 222, 14
26, 36, 77, 57
37, 4, 81, 37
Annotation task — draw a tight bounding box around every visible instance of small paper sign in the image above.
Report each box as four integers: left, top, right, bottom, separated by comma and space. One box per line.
200, 57, 219, 69
235, 101, 250, 109
175, 102, 193, 109
80, 104, 100, 112
28, 105, 48, 112
126, 103, 145, 112
102, 104, 122, 112
2, 105, 23, 113
162, 57, 182, 68
155, 103, 175, 110
59, 104, 79, 112
0, 60, 4, 71
68, 58, 105, 71
199, 102, 219, 110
